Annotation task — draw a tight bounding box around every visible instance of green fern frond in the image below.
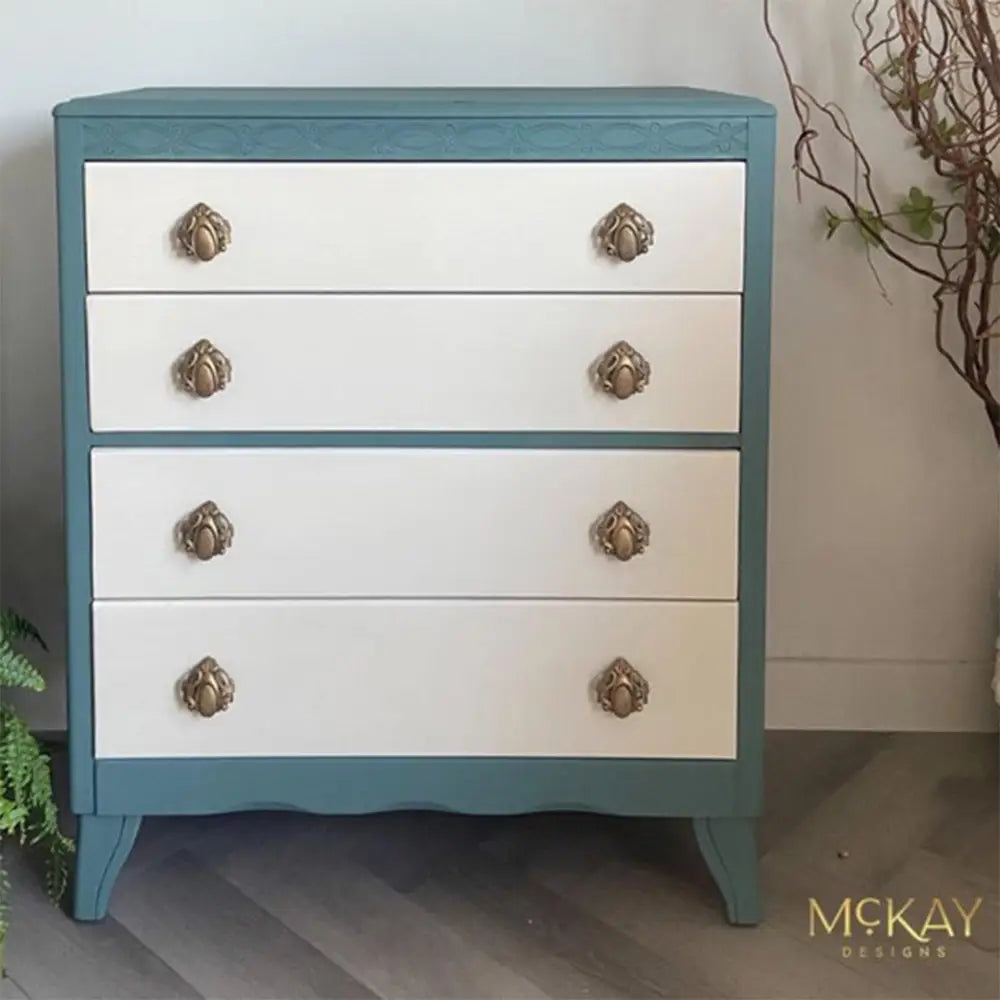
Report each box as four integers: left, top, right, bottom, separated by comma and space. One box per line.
0, 609, 47, 650
0, 705, 74, 918
0, 609, 74, 958
0, 635, 45, 691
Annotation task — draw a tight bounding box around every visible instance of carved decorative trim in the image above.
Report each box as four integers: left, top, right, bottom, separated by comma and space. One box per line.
80, 116, 748, 160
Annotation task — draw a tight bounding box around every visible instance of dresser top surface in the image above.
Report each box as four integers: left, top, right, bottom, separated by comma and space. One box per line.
53, 86, 775, 119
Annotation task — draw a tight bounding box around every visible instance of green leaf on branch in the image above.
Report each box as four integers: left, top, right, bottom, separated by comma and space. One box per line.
823, 207, 843, 240
856, 207, 885, 247
918, 118, 968, 159
889, 76, 938, 113
938, 118, 967, 142
879, 55, 903, 78
900, 186, 941, 239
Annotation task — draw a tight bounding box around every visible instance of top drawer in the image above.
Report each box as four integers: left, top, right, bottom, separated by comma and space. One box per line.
83, 162, 746, 293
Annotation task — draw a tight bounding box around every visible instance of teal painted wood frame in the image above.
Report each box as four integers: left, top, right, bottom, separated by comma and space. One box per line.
75, 116, 752, 161
54, 94, 774, 848
55, 115, 95, 815
87, 431, 739, 450
735, 115, 776, 814
55, 86, 774, 161
95, 757, 748, 817
54, 86, 776, 121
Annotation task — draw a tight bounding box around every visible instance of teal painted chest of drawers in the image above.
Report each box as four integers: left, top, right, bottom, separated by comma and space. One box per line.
53, 87, 775, 924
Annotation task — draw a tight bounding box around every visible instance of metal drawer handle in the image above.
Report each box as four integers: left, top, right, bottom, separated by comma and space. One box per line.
597, 657, 650, 718
177, 339, 232, 398
596, 341, 650, 400
594, 501, 650, 562
597, 202, 654, 262
180, 656, 235, 718
178, 501, 234, 561
177, 202, 232, 262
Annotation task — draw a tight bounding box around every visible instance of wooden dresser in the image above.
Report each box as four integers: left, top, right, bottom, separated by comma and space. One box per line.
53, 87, 775, 924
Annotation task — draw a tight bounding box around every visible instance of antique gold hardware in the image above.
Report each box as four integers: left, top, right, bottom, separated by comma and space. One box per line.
596, 657, 650, 718
596, 341, 650, 400
177, 339, 232, 398
597, 202, 654, 262
178, 501, 234, 561
180, 656, 235, 718
594, 501, 650, 562
177, 202, 232, 262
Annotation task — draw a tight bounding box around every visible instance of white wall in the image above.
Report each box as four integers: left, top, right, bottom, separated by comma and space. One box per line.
1, 0, 996, 732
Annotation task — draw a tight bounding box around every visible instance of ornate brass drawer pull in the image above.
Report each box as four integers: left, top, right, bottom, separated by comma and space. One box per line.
180, 656, 235, 718
177, 202, 232, 262
597, 657, 650, 718
596, 341, 650, 400
177, 339, 232, 398
595, 501, 650, 562
178, 501, 234, 561
597, 202, 654, 262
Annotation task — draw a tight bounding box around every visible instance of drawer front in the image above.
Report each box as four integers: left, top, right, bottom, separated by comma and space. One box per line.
87, 294, 742, 433
90, 448, 739, 599
84, 162, 745, 293
92, 599, 738, 759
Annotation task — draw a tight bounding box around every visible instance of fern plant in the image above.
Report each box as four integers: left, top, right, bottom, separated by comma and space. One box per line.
0, 609, 74, 966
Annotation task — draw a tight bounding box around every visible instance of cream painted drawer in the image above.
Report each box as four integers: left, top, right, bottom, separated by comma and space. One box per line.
87, 294, 742, 433
90, 448, 739, 599
92, 599, 738, 759
84, 162, 745, 292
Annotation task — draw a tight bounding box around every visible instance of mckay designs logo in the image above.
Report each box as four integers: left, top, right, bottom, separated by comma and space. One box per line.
809, 897, 984, 960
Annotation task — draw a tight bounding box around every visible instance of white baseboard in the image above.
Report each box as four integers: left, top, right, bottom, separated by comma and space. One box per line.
766, 657, 1000, 732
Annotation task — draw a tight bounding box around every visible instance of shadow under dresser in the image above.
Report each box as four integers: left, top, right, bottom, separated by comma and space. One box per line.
52, 86, 776, 924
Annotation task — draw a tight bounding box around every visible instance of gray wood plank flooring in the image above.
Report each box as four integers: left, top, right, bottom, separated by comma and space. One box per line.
2, 732, 996, 999
0, 973, 30, 999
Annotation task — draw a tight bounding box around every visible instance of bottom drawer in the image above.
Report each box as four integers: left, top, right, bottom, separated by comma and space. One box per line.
92, 600, 738, 760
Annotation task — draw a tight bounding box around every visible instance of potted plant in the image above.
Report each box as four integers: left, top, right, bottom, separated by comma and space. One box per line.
764, 0, 1000, 704
0, 609, 74, 971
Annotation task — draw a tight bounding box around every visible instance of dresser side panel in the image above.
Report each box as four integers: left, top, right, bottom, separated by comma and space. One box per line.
54, 116, 95, 813
735, 115, 776, 814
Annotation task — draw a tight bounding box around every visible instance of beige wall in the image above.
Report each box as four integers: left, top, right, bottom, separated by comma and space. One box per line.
1, 0, 996, 731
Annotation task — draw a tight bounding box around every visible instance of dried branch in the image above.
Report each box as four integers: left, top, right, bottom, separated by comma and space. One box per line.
764, 0, 1000, 446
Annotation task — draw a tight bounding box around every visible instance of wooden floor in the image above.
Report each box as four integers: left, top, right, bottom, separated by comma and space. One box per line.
2, 732, 997, 999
